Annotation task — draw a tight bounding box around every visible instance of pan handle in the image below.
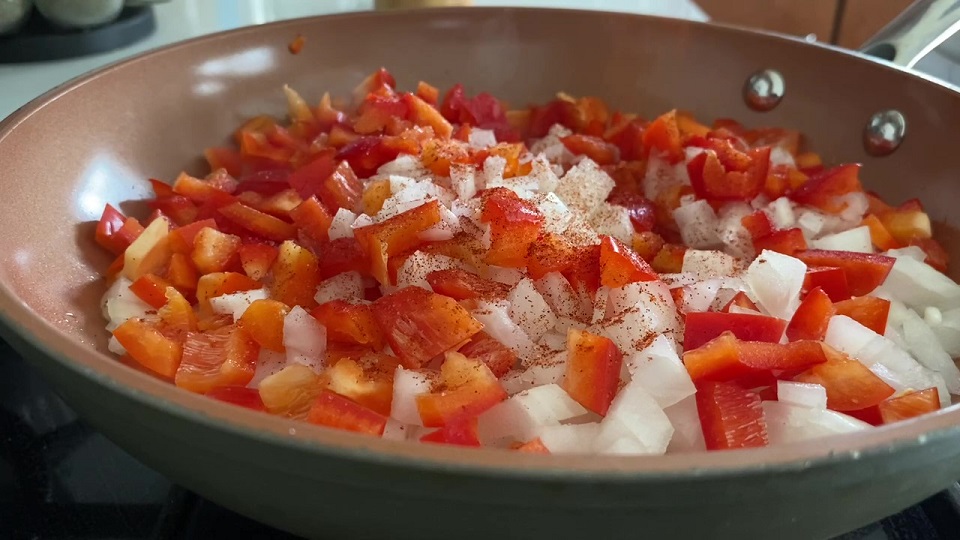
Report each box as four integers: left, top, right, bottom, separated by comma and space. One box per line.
860, 0, 960, 68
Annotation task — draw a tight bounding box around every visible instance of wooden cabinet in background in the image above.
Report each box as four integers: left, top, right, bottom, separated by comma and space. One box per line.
696, 0, 913, 49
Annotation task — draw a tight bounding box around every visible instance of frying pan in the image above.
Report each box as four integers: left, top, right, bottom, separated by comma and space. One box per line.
2, 3, 960, 539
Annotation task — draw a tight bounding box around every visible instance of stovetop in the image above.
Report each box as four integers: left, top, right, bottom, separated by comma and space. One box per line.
3, 336, 960, 539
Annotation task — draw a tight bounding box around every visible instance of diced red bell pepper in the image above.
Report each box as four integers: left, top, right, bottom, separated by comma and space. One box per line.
287, 154, 336, 200
683, 332, 826, 382
354, 93, 409, 134
606, 189, 657, 233
683, 312, 787, 351
238, 299, 289, 352
512, 437, 551, 453
168, 218, 218, 254
149, 178, 175, 198
878, 388, 941, 424
310, 300, 384, 350
157, 286, 198, 336
416, 352, 507, 427
165, 253, 199, 297
651, 244, 687, 273
440, 84, 512, 137
721, 291, 759, 313
317, 160, 364, 213
740, 210, 774, 240
879, 205, 932, 245
238, 242, 279, 281
415, 81, 439, 105
205, 386, 266, 411
204, 147, 244, 177
373, 286, 484, 369
479, 188, 544, 268
833, 296, 891, 335
253, 189, 302, 219
793, 345, 895, 411
218, 201, 297, 242
642, 110, 683, 162
562, 244, 603, 299
457, 331, 517, 378
688, 146, 770, 201
403, 92, 453, 139
270, 240, 320, 309
420, 417, 481, 447
317, 237, 371, 280
307, 390, 388, 436
790, 164, 863, 213
560, 134, 619, 165
323, 356, 397, 416
802, 266, 851, 302
175, 324, 260, 393
911, 237, 950, 273
195, 272, 261, 315
526, 232, 577, 279
129, 273, 175, 309
598, 235, 657, 288
149, 195, 199, 226
191, 227, 242, 275
562, 329, 623, 416
794, 250, 894, 297
113, 318, 183, 379
425, 268, 510, 301
95, 204, 144, 255
861, 214, 900, 252
289, 196, 333, 244
337, 135, 419, 179
354, 200, 441, 285
786, 287, 834, 341
752, 228, 808, 256
695, 380, 768, 450
173, 172, 235, 203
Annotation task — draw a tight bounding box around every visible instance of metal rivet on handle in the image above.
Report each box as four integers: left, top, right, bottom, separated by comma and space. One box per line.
743, 69, 785, 112
863, 110, 906, 156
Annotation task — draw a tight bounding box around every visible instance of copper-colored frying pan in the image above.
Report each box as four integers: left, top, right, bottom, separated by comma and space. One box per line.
2, 3, 960, 539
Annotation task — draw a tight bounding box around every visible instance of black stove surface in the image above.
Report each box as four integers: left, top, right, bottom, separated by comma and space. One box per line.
3, 339, 960, 540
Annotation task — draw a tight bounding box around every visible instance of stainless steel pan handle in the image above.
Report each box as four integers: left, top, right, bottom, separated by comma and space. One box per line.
860, 0, 960, 68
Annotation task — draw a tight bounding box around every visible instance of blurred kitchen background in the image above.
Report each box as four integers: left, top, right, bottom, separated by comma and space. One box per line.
1, 0, 959, 120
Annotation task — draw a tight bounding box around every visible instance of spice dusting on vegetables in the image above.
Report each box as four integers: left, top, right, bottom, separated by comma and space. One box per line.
95, 68, 959, 454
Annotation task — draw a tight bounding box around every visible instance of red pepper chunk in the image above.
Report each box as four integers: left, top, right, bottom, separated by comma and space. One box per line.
95, 204, 144, 255
310, 300, 384, 350
790, 164, 863, 213
513, 437, 551, 454
642, 110, 683, 162
113, 319, 183, 379
307, 391, 388, 436
354, 200, 441, 285
218, 201, 297, 242
373, 287, 483, 369
561, 329, 623, 416
561, 134, 619, 165
794, 250, 894, 297
416, 352, 507, 427
688, 146, 770, 201
598, 235, 657, 287
420, 417, 481, 447
752, 228, 808, 256
683, 312, 787, 351
802, 266, 851, 302
878, 388, 941, 424
834, 296, 891, 335
457, 331, 517, 378
479, 188, 544, 268
175, 324, 260, 393
683, 332, 826, 383
786, 287, 835, 342
793, 345, 894, 411
695, 380, 769, 451
740, 210, 774, 240
721, 291, 759, 313
425, 268, 510, 301
205, 386, 266, 411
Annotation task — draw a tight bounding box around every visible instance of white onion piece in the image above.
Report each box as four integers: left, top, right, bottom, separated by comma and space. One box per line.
102, 276, 154, 332
797, 210, 826, 239
535, 272, 589, 322
472, 301, 540, 360
531, 192, 573, 235
929, 307, 960, 356
314, 272, 364, 305
501, 352, 569, 394
449, 163, 478, 201
664, 395, 706, 452
538, 423, 600, 454
539, 331, 567, 352
679, 280, 721, 314
467, 128, 497, 149
107, 335, 127, 355
477, 384, 587, 443
396, 252, 464, 291
810, 226, 873, 253
377, 154, 428, 179
682, 250, 741, 281
589, 203, 633, 244
418, 205, 461, 242
487, 266, 525, 287
899, 308, 960, 394
837, 192, 869, 223
644, 151, 690, 202
763, 401, 871, 445
591, 287, 610, 324
554, 158, 615, 215
887, 246, 927, 262
877, 252, 960, 311
715, 202, 754, 259
391, 367, 432, 426
594, 298, 680, 357
745, 250, 806, 320
209, 288, 268, 320
768, 197, 795, 229
593, 378, 674, 455
626, 334, 694, 408
282, 306, 326, 371
776, 381, 827, 409
248, 349, 288, 388
673, 200, 721, 249
328, 208, 358, 241
508, 278, 558, 341
382, 419, 417, 441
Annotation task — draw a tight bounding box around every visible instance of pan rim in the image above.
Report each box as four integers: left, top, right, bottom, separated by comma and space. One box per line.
2, 5, 959, 483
